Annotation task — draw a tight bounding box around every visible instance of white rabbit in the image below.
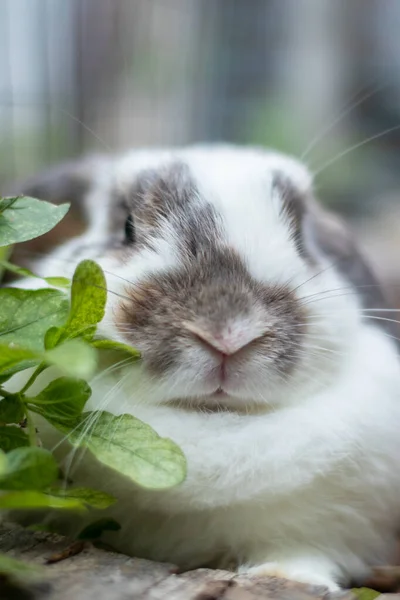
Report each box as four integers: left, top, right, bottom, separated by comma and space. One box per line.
7, 145, 400, 591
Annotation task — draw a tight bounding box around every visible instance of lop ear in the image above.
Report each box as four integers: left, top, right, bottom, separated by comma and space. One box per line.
275, 169, 397, 340
303, 199, 399, 340
2, 154, 108, 271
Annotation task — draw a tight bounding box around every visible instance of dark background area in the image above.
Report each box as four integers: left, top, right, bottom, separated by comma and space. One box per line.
1, 0, 400, 302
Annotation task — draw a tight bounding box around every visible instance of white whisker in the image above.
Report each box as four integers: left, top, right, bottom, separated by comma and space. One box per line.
301, 82, 384, 161
314, 123, 400, 179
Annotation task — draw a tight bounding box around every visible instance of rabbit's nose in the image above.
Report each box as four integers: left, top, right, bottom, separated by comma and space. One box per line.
183, 321, 260, 357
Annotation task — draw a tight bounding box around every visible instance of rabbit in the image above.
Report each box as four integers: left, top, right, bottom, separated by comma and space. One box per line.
5, 144, 400, 591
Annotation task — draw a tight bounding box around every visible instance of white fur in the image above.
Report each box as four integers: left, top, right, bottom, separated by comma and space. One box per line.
9, 145, 400, 590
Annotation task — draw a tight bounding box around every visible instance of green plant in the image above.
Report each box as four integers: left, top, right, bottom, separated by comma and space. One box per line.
0, 195, 187, 576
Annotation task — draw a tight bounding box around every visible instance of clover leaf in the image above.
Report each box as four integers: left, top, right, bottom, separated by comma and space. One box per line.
64, 411, 187, 490
0, 196, 69, 247
0, 447, 58, 490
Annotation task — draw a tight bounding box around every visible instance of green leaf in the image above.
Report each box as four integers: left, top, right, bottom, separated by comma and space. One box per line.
0, 245, 12, 283
0, 425, 29, 452
0, 490, 86, 510
0, 551, 42, 582
0, 344, 39, 375
27, 378, 91, 427
0, 361, 39, 380
0, 395, 25, 424
0, 260, 70, 288
352, 589, 381, 600
0, 447, 58, 490
44, 326, 63, 350
0, 288, 69, 351
0, 338, 97, 381
64, 260, 107, 340
78, 518, 121, 540
0, 450, 7, 476
45, 277, 70, 287
0, 196, 69, 247
44, 339, 98, 379
91, 339, 141, 358
48, 487, 116, 509
66, 411, 187, 490
0, 196, 19, 214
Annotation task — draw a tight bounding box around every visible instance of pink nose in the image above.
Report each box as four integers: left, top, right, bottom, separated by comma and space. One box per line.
192, 330, 231, 357
183, 322, 256, 357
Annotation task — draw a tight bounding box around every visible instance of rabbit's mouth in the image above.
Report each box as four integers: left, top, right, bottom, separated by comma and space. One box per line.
166, 390, 271, 415
214, 387, 228, 396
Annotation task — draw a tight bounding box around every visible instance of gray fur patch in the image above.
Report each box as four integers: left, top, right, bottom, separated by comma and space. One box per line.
304, 206, 399, 343
117, 245, 305, 377
273, 172, 314, 263
114, 162, 222, 258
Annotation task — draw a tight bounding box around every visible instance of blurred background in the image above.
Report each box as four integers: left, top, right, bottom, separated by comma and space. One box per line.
1, 0, 400, 303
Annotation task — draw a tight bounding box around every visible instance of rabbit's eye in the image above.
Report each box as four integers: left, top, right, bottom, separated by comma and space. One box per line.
124, 214, 136, 244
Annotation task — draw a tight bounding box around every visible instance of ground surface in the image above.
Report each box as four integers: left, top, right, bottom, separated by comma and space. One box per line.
1, 521, 399, 600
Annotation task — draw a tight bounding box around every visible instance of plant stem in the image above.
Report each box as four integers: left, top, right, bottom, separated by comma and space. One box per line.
25, 411, 37, 446
19, 363, 47, 446
20, 363, 46, 395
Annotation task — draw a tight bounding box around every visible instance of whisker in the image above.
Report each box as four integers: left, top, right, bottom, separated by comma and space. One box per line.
298, 288, 356, 303
357, 315, 400, 327
291, 260, 341, 295
301, 292, 360, 306
0, 99, 113, 154
51, 357, 133, 451
375, 330, 400, 346
301, 308, 400, 316
314, 123, 400, 179
62, 388, 118, 480
358, 308, 400, 313
58, 107, 113, 153
299, 343, 344, 356
301, 82, 385, 161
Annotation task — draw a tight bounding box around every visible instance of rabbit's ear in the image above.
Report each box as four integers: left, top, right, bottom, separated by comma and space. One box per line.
2, 154, 108, 271
273, 172, 391, 319
304, 199, 398, 340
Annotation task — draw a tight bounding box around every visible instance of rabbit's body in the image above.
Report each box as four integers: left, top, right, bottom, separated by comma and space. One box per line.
38, 321, 400, 590
8, 145, 400, 590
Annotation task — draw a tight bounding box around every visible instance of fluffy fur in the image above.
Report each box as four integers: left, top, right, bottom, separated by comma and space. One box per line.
8, 145, 400, 591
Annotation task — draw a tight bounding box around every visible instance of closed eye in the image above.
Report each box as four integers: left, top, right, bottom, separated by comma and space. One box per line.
124, 214, 136, 244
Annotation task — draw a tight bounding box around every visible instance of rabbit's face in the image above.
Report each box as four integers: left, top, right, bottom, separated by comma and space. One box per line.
17, 146, 364, 411
56, 146, 358, 411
